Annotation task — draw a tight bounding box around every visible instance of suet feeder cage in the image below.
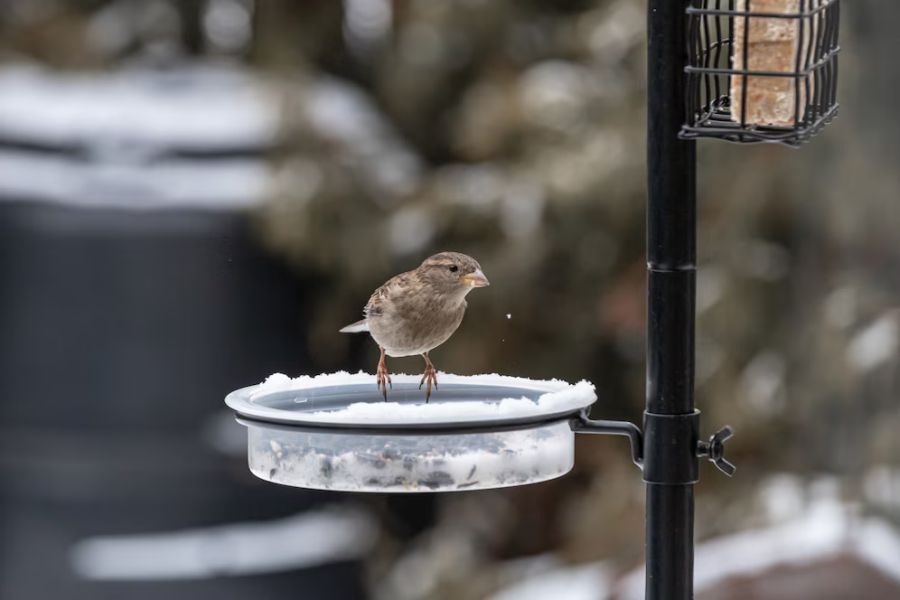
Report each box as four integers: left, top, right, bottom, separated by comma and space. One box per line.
682, 0, 840, 145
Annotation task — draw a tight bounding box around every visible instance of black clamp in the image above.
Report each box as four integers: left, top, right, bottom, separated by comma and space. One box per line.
573, 410, 735, 480
697, 425, 736, 477
642, 410, 700, 484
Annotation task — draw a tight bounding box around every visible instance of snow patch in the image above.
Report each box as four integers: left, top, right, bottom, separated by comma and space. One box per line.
71, 506, 376, 580
488, 560, 611, 600
0, 65, 277, 152
847, 312, 898, 373
616, 479, 900, 599
233, 371, 597, 427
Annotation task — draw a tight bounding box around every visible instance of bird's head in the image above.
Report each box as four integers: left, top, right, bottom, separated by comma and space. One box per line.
418, 251, 490, 294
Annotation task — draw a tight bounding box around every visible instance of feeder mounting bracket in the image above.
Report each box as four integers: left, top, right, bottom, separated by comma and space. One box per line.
572, 410, 644, 468
573, 410, 735, 479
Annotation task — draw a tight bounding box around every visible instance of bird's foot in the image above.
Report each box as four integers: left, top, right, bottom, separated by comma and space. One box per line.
376, 353, 392, 401
418, 365, 438, 403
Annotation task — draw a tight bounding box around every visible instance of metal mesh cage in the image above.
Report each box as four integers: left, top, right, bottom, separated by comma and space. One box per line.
681, 0, 840, 145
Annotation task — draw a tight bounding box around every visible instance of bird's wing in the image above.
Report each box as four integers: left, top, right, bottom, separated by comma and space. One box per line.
343, 270, 416, 333
338, 279, 391, 333
364, 286, 386, 318
364, 270, 413, 318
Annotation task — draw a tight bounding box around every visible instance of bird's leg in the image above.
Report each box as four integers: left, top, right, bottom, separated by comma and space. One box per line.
418, 352, 438, 403
376, 347, 392, 401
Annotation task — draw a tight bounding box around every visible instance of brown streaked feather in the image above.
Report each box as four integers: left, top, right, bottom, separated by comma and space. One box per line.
364, 269, 414, 317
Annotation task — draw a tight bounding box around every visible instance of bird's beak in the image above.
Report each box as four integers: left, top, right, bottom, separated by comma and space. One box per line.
463, 269, 490, 287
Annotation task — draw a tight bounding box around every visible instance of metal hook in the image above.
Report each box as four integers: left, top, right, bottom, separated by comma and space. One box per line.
571, 410, 644, 469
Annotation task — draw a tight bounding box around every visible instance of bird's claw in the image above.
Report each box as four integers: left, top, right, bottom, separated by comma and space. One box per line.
376, 352, 392, 402
376, 370, 392, 401
418, 367, 438, 403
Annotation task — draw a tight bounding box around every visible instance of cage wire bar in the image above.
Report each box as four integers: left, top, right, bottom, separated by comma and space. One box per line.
681, 0, 840, 145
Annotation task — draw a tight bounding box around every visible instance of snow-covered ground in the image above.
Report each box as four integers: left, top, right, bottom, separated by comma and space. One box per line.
489, 559, 614, 600
486, 475, 900, 600
0, 65, 277, 153
0, 64, 421, 210
0, 65, 276, 210
70, 505, 376, 580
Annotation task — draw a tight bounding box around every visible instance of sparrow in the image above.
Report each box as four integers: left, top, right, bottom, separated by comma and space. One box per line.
340, 252, 490, 402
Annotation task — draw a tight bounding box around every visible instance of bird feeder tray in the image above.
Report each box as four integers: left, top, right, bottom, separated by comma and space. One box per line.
225, 372, 603, 493
681, 0, 840, 145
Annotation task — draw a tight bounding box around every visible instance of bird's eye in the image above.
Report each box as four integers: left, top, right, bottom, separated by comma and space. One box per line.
448, 265, 459, 273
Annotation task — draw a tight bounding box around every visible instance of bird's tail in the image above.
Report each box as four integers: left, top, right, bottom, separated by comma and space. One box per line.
339, 319, 369, 333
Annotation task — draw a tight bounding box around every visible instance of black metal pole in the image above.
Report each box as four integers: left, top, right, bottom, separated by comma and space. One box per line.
645, 1, 698, 600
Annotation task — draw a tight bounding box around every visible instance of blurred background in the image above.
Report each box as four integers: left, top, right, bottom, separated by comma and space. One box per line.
0, 1, 898, 599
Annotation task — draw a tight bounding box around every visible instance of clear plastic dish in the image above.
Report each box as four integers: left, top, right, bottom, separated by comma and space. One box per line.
226, 372, 596, 492
243, 418, 575, 493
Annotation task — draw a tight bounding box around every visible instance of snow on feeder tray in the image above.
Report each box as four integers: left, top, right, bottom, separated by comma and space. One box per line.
224, 372, 644, 493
